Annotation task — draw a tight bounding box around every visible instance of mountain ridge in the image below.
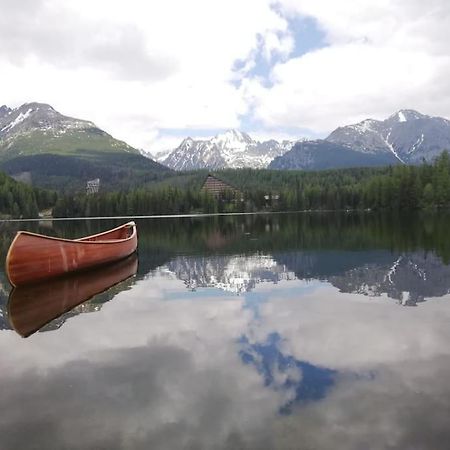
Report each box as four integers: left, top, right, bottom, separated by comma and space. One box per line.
270, 109, 450, 170
0, 102, 170, 191
157, 129, 298, 170
0, 102, 139, 160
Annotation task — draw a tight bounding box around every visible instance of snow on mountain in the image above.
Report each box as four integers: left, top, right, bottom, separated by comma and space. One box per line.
0, 102, 98, 139
326, 109, 450, 164
158, 129, 298, 170
387, 109, 428, 123
0, 102, 138, 159
152, 147, 173, 162
270, 109, 450, 170
329, 252, 450, 306
161, 254, 296, 294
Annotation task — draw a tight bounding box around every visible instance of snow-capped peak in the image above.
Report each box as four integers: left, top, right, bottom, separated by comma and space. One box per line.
389, 109, 427, 123
212, 129, 253, 147
0, 101, 100, 139
348, 118, 378, 133
180, 137, 195, 148
160, 129, 298, 170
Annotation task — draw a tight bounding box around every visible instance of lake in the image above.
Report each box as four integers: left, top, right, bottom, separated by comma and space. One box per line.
1, 212, 450, 450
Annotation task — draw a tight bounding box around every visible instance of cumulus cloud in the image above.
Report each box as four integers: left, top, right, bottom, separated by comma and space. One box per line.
3, 269, 450, 448
255, 0, 450, 132
0, 275, 284, 449
272, 357, 450, 450
0, 0, 176, 81
1, 0, 449, 154
0, 0, 291, 151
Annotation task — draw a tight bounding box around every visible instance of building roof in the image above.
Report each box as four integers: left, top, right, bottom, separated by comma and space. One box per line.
201, 174, 242, 197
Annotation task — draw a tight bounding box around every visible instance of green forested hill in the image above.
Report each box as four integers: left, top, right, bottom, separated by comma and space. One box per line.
1, 152, 172, 192
0, 103, 171, 191
53, 151, 450, 217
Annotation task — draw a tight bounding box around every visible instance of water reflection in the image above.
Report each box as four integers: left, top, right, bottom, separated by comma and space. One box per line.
8, 254, 138, 337
164, 254, 296, 293
156, 250, 450, 306
1, 213, 450, 449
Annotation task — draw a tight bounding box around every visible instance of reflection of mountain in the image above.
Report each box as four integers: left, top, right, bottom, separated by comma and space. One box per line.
274, 250, 394, 280
329, 252, 450, 306
275, 250, 450, 306
164, 254, 296, 294
162, 249, 450, 305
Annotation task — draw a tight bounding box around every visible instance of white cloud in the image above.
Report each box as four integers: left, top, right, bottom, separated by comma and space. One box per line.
255, 0, 450, 131
2, 0, 449, 153
3, 269, 450, 447
0, 0, 290, 151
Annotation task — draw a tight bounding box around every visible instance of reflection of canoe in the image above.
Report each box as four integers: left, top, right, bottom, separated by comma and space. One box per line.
6, 221, 137, 287
8, 254, 138, 337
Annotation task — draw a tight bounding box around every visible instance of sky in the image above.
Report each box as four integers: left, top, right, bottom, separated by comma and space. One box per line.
1, 0, 449, 155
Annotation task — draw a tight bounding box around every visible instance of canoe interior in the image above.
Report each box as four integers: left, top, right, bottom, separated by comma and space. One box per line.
6, 222, 138, 287
77, 223, 135, 242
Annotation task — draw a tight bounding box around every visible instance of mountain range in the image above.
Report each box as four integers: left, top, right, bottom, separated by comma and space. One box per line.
270, 109, 450, 170
155, 130, 296, 170
0, 102, 169, 190
156, 109, 450, 171
159, 250, 450, 306
2, 103, 450, 189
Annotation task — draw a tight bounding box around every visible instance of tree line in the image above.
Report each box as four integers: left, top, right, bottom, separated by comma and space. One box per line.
52, 151, 450, 217
3, 150, 450, 218
0, 172, 57, 218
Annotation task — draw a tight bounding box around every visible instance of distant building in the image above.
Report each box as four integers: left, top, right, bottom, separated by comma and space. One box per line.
86, 178, 100, 194
264, 193, 280, 207
201, 174, 243, 200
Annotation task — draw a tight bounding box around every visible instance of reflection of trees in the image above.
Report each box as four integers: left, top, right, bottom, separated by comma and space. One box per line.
2, 212, 450, 268
2, 212, 450, 329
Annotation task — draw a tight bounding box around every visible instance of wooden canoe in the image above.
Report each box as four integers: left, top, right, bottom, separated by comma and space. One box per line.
6, 221, 137, 287
8, 254, 138, 337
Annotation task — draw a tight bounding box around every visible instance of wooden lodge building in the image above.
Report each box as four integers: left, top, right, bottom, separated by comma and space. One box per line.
201, 174, 243, 200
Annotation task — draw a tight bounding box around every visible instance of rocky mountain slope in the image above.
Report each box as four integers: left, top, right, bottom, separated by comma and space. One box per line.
270, 109, 450, 170
327, 109, 450, 164
0, 102, 169, 191
0, 102, 137, 159
157, 130, 296, 170
269, 139, 398, 170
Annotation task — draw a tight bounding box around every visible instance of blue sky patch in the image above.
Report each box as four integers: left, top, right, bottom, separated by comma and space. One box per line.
239, 332, 336, 414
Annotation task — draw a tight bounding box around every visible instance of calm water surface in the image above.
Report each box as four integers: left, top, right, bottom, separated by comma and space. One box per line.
1, 212, 450, 450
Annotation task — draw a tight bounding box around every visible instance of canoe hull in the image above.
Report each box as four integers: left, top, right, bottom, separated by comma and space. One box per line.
8, 254, 138, 337
6, 221, 137, 287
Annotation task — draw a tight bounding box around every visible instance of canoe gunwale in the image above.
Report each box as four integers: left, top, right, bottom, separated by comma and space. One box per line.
10, 220, 137, 245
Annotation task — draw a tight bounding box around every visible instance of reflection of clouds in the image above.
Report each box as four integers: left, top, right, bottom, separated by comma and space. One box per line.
0, 276, 283, 449
239, 332, 336, 414
250, 283, 450, 370
2, 272, 450, 448
2, 276, 251, 371
272, 357, 450, 450
0, 342, 280, 450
